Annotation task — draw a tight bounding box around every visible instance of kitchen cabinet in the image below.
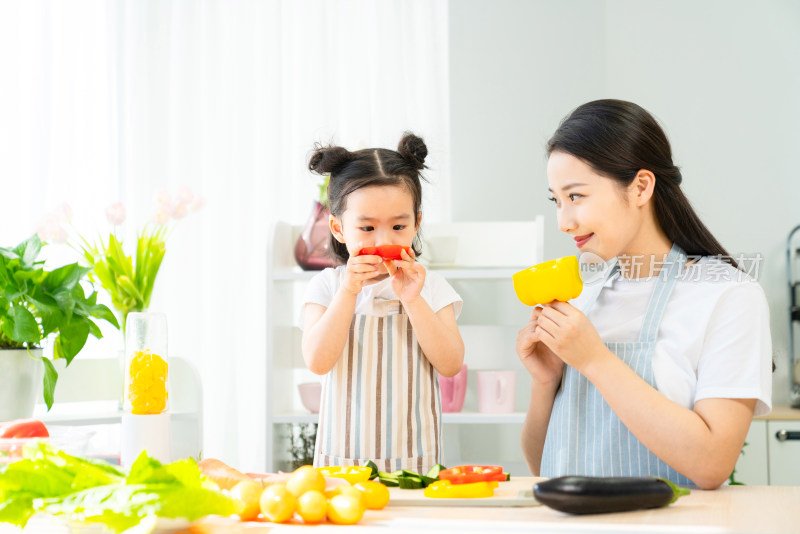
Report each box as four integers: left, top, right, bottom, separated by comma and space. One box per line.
733, 406, 800, 486
265, 220, 543, 473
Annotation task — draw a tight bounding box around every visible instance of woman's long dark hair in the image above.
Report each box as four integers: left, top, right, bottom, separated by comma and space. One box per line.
547, 99, 737, 267
308, 132, 428, 263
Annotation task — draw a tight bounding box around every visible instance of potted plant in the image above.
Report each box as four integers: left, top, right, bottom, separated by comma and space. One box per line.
0, 234, 119, 419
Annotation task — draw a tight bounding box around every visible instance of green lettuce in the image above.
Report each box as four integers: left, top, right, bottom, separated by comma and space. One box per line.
0, 442, 234, 532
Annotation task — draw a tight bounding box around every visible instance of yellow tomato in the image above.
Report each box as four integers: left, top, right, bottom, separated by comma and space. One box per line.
286, 465, 326, 497
229, 479, 263, 521
296, 490, 327, 524
327, 493, 365, 525
259, 483, 296, 523
354, 480, 390, 510
324, 484, 366, 506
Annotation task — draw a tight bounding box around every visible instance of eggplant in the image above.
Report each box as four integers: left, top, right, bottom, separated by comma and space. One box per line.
533, 476, 690, 515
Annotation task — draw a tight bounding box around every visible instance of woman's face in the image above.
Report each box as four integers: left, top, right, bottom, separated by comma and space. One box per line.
547, 151, 642, 262
331, 184, 419, 272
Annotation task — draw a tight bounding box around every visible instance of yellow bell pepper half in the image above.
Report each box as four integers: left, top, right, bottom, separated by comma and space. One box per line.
424, 480, 498, 499
512, 255, 583, 306
316, 465, 373, 485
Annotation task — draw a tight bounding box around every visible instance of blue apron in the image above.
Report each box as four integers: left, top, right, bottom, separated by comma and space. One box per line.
540, 244, 693, 485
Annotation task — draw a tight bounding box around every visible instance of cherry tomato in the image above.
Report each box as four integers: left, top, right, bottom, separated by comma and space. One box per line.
286, 465, 325, 497
259, 483, 296, 523
230, 479, 263, 521
354, 480, 390, 510
296, 490, 327, 524
327, 493, 365, 525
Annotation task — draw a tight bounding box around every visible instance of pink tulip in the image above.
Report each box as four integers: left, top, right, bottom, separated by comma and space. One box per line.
36, 214, 68, 244
171, 198, 188, 220
55, 202, 73, 223
153, 206, 171, 225
188, 194, 206, 212
105, 202, 126, 226
176, 186, 195, 205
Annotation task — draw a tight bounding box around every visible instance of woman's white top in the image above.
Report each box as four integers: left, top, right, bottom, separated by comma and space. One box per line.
302, 266, 463, 319
572, 256, 772, 416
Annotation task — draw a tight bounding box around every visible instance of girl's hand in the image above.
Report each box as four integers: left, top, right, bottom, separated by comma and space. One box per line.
342, 252, 382, 295
535, 301, 609, 375
389, 248, 425, 304
516, 307, 564, 387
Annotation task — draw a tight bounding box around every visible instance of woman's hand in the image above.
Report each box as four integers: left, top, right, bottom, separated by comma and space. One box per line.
535, 301, 610, 375
341, 252, 383, 295
389, 248, 425, 304
516, 307, 564, 387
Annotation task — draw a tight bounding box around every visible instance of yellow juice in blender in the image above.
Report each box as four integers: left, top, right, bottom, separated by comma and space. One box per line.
126, 349, 168, 414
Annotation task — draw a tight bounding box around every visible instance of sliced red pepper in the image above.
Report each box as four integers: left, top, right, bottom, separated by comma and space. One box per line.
438, 465, 506, 484
356, 245, 410, 261
0, 418, 49, 438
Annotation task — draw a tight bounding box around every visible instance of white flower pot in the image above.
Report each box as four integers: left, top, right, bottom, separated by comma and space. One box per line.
0, 348, 44, 421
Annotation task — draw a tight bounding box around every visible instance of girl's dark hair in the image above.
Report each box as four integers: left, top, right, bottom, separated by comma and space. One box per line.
547, 99, 737, 268
308, 132, 428, 263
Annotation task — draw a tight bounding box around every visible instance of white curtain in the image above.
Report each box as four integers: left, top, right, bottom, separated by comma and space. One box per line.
0, 0, 450, 471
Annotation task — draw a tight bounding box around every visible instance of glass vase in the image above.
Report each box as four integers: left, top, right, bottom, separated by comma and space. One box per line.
294, 201, 338, 270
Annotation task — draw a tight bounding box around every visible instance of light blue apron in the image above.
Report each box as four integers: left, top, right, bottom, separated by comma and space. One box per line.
540, 244, 693, 486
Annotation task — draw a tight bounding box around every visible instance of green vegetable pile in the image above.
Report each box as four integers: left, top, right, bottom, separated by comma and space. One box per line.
0, 442, 235, 532
362, 460, 444, 489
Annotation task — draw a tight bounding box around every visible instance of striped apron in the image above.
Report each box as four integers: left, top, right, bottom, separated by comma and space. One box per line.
541, 244, 694, 485
313, 298, 443, 474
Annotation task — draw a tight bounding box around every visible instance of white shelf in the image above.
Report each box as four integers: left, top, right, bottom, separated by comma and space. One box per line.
271, 412, 526, 425
272, 267, 522, 281
266, 219, 544, 471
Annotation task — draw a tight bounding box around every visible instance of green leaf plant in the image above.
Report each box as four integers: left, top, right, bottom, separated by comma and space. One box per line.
0, 234, 119, 410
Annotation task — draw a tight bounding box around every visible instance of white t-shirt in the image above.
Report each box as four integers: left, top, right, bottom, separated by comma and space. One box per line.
301, 266, 463, 320
572, 256, 772, 416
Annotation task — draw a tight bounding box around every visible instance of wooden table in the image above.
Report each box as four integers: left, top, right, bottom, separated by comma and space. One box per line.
6, 478, 799, 533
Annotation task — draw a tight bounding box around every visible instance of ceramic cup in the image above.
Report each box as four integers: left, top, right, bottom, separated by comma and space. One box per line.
298, 382, 322, 413
439, 364, 468, 413
477, 370, 516, 413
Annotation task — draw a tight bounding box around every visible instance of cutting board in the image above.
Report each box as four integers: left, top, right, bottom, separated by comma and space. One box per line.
386, 478, 541, 507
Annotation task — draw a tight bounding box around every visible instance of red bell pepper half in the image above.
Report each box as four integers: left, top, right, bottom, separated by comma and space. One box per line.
357, 245, 411, 261
438, 465, 507, 484
0, 418, 50, 438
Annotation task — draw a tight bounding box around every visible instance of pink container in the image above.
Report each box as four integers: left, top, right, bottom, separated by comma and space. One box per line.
298, 382, 322, 413
439, 364, 468, 413
477, 370, 516, 413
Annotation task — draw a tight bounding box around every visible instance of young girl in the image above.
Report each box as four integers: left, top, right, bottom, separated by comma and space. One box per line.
518, 99, 772, 489
302, 132, 465, 473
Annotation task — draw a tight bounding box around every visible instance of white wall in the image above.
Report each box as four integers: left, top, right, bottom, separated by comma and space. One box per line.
449, 0, 800, 405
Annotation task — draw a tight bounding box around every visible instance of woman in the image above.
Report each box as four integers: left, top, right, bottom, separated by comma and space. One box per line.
518, 99, 772, 489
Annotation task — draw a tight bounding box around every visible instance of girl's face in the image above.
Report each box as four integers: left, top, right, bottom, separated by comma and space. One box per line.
547, 151, 644, 261
331, 184, 420, 270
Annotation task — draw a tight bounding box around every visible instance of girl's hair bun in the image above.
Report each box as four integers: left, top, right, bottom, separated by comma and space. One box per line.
308, 144, 354, 175
397, 132, 428, 170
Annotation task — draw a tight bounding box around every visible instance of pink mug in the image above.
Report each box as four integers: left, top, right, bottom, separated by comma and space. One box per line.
477, 371, 516, 413
439, 364, 468, 413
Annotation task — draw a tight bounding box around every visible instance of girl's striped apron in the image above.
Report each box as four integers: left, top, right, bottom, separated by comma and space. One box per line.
541, 244, 694, 485
313, 298, 442, 474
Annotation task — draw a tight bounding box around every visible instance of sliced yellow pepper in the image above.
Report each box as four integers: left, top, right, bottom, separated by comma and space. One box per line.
424, 480, 498, 499
316, 465, 372, 484
512, 255, 583, 306
127, 350, 168, 414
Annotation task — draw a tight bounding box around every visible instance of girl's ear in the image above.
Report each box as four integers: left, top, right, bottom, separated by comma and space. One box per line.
329, 214, 346, 243
631, 169, 656, 207
415, 211, 422, 232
